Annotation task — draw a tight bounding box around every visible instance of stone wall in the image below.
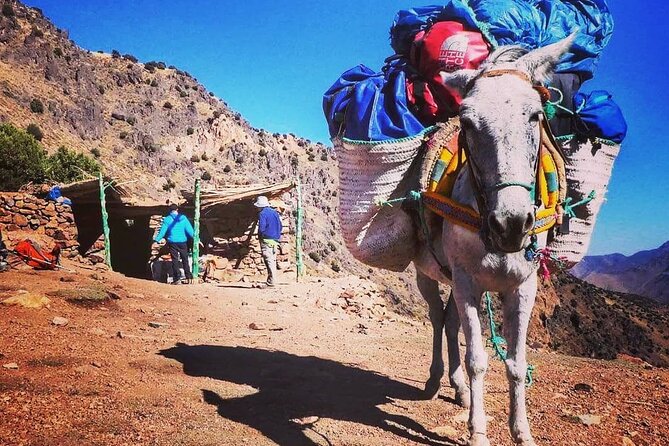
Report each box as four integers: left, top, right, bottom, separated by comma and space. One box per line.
0, 192, 79, 255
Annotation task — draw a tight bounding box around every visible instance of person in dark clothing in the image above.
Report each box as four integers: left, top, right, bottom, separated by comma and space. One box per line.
154, 204, 195, 284
254, 196, 282, 287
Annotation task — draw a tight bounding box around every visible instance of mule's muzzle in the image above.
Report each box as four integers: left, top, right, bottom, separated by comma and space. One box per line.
487, 210, 535, 253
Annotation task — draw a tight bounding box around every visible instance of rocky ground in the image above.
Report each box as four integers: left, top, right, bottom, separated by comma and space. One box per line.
0, 262, 666, 446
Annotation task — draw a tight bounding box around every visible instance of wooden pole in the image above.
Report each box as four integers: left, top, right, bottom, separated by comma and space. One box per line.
191, 178, 201, 282
98, 172, 112, 269
295, 177, 305, 281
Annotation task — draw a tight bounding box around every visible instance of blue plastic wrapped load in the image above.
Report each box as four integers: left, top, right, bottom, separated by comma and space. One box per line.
323, 58, 426, 141
572, 90, 627, 143
390, 0, 614, 80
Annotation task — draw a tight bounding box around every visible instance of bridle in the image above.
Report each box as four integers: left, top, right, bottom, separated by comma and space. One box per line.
421, 68, 567, 242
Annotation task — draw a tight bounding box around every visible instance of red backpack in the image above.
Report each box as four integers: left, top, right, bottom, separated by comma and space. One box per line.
407, 21, 490, 122
14, 239, 61, 270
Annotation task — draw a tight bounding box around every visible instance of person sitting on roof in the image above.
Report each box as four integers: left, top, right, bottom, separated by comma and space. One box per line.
254, 196, 282, 287
154, 204, 195, 285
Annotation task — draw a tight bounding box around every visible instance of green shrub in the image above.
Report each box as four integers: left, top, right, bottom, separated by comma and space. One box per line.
186, 127, 194, 135
163, 101, 173, 109
201, 152, 209, 161
2, 3, 14, 17
201, 171, 212, 181
30, 27, 44, 38
30, 98, 44, 114
180, 90, 188, 98
119, 131, 128, 140
111, 49, 121, 59
162, 178, 176, 191
90, 147, 101, 158
0, 123, 47, 190
223, 165, 231, 173
330, 261, 341, 273
190, 155, 200, 163
26, 124, 43, 141
150, 79, 158, 87
53, 47, 63, 57
308, 251, 321, 263
46, 146, 100, 183
125, 116, 136, 125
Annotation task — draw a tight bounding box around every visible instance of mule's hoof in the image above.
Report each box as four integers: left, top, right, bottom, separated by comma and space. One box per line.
468, 433, 491, 446
454, 388, 471, 409
423, 379, 441, 400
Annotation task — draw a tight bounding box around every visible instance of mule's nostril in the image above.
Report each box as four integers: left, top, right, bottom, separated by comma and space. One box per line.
488, 212, 506, 236
524, 212, 535, 233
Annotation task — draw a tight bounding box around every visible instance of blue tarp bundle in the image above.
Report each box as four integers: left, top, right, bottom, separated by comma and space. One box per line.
390, 0, 614, 81
324, 1, 619, 142
323, 58, 426, 141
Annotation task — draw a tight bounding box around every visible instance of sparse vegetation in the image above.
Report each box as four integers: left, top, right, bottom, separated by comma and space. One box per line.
308, 252, 322, 263
125, 116, 136, 125
53, 47, 63, 57
163, 101, 173, 109
259, 148, 267, 156
150, 79, 159, 87
186, 127, 194, 135
190, 155, 200, 163
2, 3, 14, 17
90, 147, 101, 158
111, 49, 121, 59
30, 98, 44, 114
119, 131, 128, 140
122, 54, 138, 63
26, 123, 43, 141
0, 123, 47, 190
201, 152, 209, 161
180, 90, 188, 98
223, 165, 231, 173
201, 171, 212, 181
331, 260, 341, 272
46, 146, 100, 183
162, 178, 176, 191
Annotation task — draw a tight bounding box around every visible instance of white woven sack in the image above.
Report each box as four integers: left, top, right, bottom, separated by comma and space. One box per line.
549, 139, 621, 266
336, 132, 430, 272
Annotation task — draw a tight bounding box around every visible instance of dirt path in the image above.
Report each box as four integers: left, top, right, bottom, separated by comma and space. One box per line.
0, 265, 667, 446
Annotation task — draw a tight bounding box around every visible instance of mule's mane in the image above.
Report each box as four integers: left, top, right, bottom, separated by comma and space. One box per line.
481, 45, 529, 69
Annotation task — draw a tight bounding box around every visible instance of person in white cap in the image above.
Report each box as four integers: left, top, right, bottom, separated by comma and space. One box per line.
254, 195, 282, 287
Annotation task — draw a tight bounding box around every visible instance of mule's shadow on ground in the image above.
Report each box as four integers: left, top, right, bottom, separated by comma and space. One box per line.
160, 343, 460, 446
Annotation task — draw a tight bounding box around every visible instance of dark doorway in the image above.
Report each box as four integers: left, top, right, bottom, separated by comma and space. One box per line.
109, 215, 153, 279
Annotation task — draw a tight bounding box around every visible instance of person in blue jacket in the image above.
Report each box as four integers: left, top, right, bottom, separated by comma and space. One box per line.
154, 203, 194, 284
254, 196, 282, 287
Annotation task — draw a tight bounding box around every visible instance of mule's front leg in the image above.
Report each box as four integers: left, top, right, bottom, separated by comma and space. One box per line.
444, 292, 470, 408
453, 272, 489, 446
416, 272, 445, 399
502, 275, 537, 445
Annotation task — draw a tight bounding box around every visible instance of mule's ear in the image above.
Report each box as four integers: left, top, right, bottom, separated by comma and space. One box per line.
517, 33, 576, 83
440, 69, 478, 97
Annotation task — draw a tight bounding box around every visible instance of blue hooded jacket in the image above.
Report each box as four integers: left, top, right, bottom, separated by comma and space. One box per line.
154, 212, 195, 244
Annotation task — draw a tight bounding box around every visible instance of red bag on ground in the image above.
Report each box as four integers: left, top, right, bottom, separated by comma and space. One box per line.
407, 21, 490, 122
14, 239, 60, 270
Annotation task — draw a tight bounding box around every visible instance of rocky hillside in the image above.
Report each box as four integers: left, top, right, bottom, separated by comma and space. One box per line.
0, 0, 425, 312
571, 241, 669, 304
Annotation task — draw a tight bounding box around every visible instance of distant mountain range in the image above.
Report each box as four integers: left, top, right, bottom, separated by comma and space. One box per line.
571, 241, 669, 304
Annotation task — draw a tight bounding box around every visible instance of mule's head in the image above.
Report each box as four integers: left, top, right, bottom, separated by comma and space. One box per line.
441, 36, 574, 253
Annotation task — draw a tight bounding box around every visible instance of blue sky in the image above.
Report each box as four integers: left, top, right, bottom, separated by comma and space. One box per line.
23, 0, 669, 256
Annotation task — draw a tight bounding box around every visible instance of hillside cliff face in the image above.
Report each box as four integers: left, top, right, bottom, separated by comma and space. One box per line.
1, 0, 667, 365
572, 241, 669, 304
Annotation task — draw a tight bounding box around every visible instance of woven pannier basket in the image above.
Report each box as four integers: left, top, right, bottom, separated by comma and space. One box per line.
335, 131, 432, 272
549, 139, 621, 267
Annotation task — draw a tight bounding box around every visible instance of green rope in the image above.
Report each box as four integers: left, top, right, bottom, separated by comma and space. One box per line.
485, 292, 535, 387
563, 190, 596, 218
